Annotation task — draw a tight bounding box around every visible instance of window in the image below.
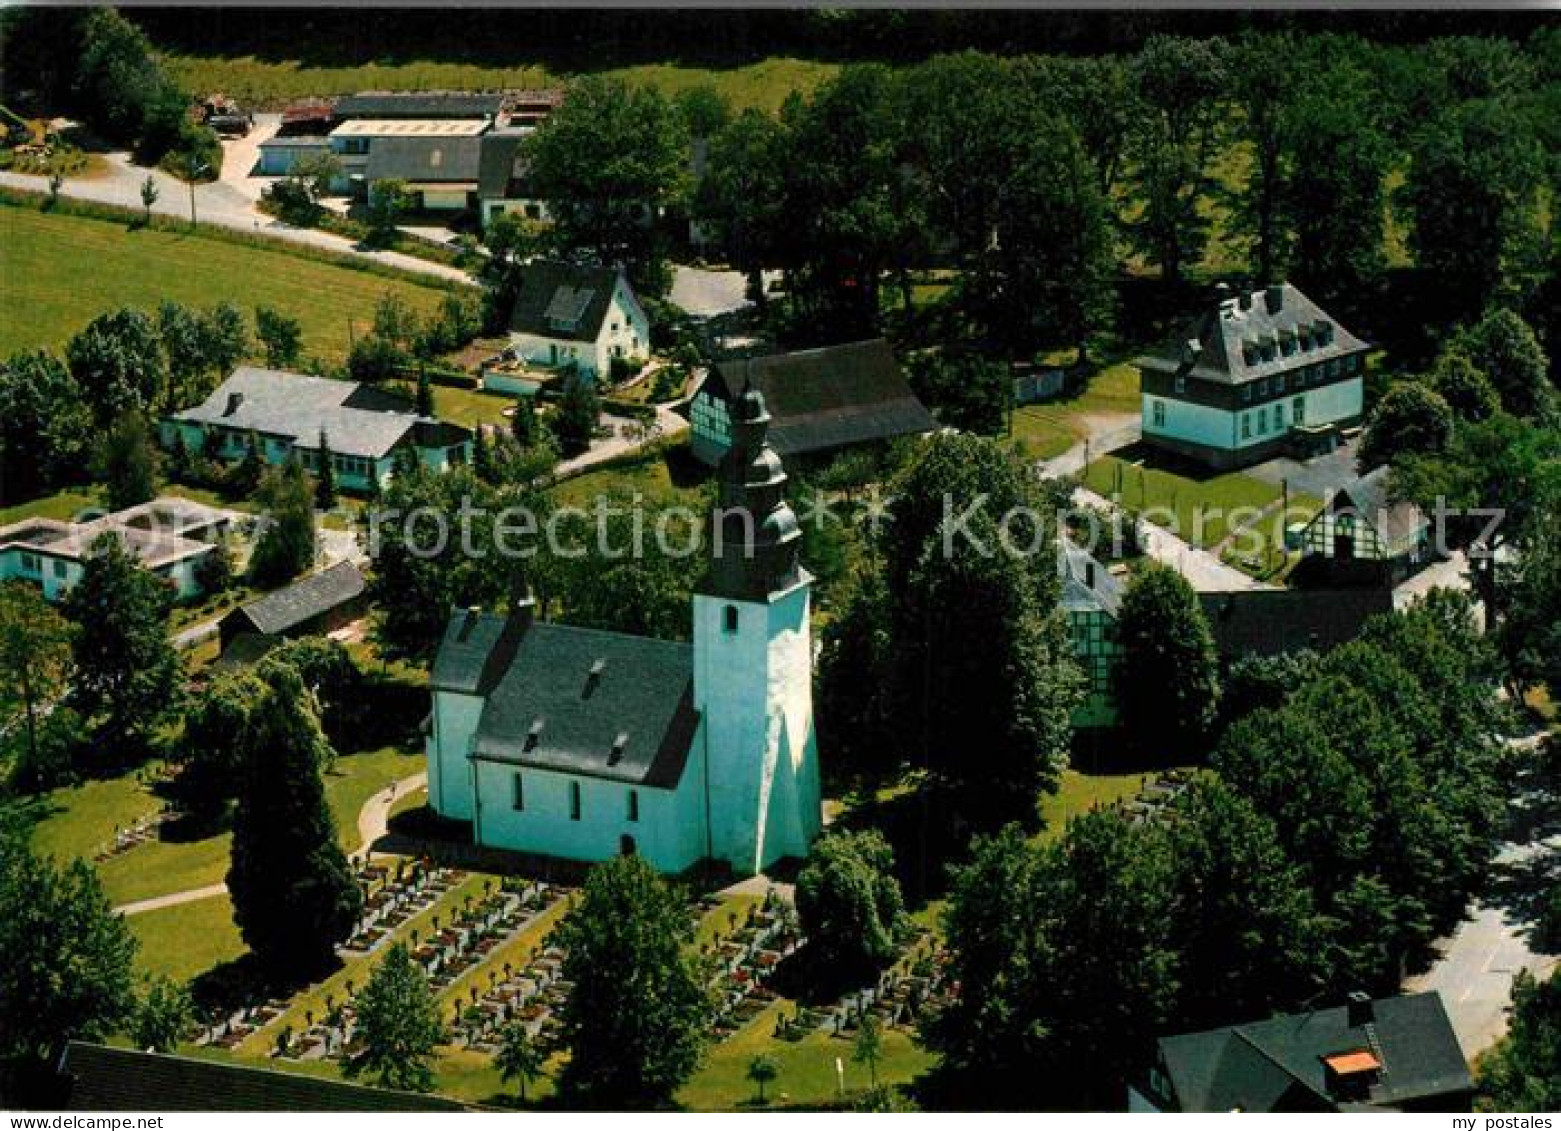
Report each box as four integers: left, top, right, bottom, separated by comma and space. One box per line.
19, 552, 40, 574
1241, 385, 1252, 403
1151, 400, 1166, 428
512, 773, 525, 811
1241, 413, 1252, 440
724, 605, 739, 633
1174, 374, 1186, 395
1274, 403, 1285, 430
1293, 396, 1306, 426
627, 790, 639, 823
1257, 411, 1267, 435
53, 560, 66, 578
569, 781, 581, 821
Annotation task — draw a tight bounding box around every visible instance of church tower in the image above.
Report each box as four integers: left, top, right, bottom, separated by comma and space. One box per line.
693, 388, 822, 875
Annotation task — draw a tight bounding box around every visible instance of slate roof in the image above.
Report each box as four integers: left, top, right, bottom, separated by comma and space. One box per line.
1198, 587, 1395, 659
0, 497, 228, 571
364, 135, 484, 185
477, 130, 532, 199
1059, 541, 1123, 617
1136, 282, 1370, 387
507, 260, 639, 343
333, 92, 504, 120
212, 631, 283, 672
1325, 466, 1428, 546
701, 339, 938, 459
173, 367, 469, 460
226, 561, 366, 636
59, 1041, 469, 1112
1157, 992, 1472, 1112
432, 609, 698, 790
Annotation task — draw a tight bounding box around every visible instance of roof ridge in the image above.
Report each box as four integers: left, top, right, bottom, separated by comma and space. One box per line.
1228, 1027, 1335, 1107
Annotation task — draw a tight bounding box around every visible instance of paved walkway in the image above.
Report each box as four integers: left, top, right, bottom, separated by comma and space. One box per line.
554, 401, 690, 479
113, 769, 430, 917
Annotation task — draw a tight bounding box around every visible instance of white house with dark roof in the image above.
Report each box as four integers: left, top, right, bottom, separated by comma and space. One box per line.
1136, 282, 1371, 469
162, 367, 472, 492
504, 259, 649, 384
426, 390, 822, 875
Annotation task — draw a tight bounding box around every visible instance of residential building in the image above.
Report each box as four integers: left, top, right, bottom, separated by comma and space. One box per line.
1131, 991, 1473, 1112
689, 339, 937, 466
425, 389, 822, 876
217, 560, 367, 650
0, 497, 230, 602
1298, 466, 1432, 584
504, 260, 649, 384
57, 1042, 468, 1112
476, 130, 551, 228
1059, 541, 1123, 729
1137, 282, 1371, 470
162, 367, 472, 492
362, 133, 484, 212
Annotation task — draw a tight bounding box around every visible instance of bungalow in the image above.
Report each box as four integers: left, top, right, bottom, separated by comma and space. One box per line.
1299, 466, 1432, 584
1131, 991, 1472, 1112
689, 339, 937, 466
505, 260, 649, 384
162, 367, 473, 492
0, 497, 231, 603
1137, 282, 1371, 470
217, 560, 367, 651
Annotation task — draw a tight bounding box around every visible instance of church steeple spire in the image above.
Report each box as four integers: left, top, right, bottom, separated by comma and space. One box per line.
701, 387, 804, 601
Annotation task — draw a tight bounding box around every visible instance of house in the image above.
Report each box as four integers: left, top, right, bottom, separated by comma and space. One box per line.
1199, 586, 1395, 660
218, 560, 367, 650
328, 118, 491, 201
426, 389, 822, 876
476, 130, 551, 228
163, 367, 473, 492
57, 1041, 468, 1112
0, 497, 230, 603
689, 339, 938, 466
1131, 991, 1473, 1112
1137, 282, 1371, 470
504, 260, 650, 384
362, 133, 485, 212
1059, 541, 1123, 729
1299, 466, 1432, 584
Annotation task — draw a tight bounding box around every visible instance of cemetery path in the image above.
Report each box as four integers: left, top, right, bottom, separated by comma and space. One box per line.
113, 769, 430, 917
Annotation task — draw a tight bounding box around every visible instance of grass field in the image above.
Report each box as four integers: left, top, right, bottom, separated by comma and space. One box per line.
128, 894, 247, 983
0, 203, 453, 367
160, 55, 839, 115
1008, 362, 1142, 463
1080, 454, 1286, 550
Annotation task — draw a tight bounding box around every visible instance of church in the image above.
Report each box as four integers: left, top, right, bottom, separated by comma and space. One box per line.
424, 389, 823, 876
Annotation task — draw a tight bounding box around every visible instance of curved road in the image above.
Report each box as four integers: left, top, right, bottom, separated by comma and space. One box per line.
113, 769, 428, 917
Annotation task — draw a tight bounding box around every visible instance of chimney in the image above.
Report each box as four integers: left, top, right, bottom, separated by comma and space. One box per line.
583, 657, 606, 698
1265, 284, 1284, 314
608, 731, 629, 766
223, 391, 245, 417
1347, 991, 1373, 1028
510, 590, 537, 632
456, 604, 483, 642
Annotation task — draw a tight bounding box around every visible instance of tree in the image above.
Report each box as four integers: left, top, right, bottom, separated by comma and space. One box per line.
555, 854, 710, 1107
315, 430, 337, 510
415, 367, 434, 417
1500, 495, 1561, 702
1224, 32, 1295, 285
1477, 969, 1560, 1110
200, 301, 249, 380
157, 301, 207, 411
98, 411, 159, 512
693, 109, 788, 303
0, 822, 137, 1094
1125, 36, 1225, 285
248, 459, 316, 587
72, 8, 173, 146
746, 1053, 778, 1105
131, 976, 194, 1053
172, 670, 264, 823
226, 665, 361, 978
494, 1020, 545, 1102
1114, 561, 1219, 761
852, 1013, 883, 1091
1358, 382, 1454, 470
346, 943, 445, 1093
1451, 308, 1554, 420
256, 636, 365, 754
255, 306, 303, 369
795, 829, 905, 986
1429, 350, 1500, 422
0, 583, 73, 783
365, 179, 412, 245
1401, 99, 1547, 314
227, 429, 266, 496
63, 534, 180, 756
524, 76, 689, 296
66, 307, 167, 426
816, 568, 898, 779
0, 350, 92, 504
553, 374, 599, 456
510, 391, 539, 447
139, 173, 158, 222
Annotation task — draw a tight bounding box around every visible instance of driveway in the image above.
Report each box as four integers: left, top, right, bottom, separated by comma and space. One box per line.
554, 402, 690, 479
670, 266, 780, 319
1242, 437, 1362, 499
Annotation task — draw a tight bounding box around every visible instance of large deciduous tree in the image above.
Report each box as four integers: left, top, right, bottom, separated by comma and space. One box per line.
248, 459, 316, 587
794, 828, 906, 986
1358, 382, 1454, 470
1113, 561, 1219, 761
555, 854, 710, 1107
66, 308, 167, 427
346, 942, 445, 1093
0, 583, 73, 783
0, 351, 93, 505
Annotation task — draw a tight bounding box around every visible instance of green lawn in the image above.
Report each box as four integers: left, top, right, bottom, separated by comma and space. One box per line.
1008, 362, 1142, 463
0, 488, 104, 526
162, 55, 838, 115
27, 773, 164, 866
1080, 455, 1284, 550
0, 203, 454, 367
128, 894, 247, 983
1036, 768, 1156, 842
432, 385, 516, 430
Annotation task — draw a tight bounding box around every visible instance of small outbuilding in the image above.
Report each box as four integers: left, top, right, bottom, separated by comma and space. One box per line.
218, 561, 367, 649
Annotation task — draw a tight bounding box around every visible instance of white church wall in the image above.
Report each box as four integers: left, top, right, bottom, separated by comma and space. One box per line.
428, 689, 484, 821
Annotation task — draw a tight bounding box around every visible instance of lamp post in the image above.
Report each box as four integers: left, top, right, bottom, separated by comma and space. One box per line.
186, 159, 210, 229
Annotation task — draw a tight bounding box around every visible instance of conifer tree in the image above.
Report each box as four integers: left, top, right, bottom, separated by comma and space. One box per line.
315, 429, 337, 509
